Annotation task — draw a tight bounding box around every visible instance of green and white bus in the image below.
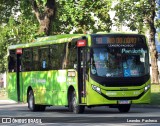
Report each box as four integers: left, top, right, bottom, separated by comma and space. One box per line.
7, 33, 150, 113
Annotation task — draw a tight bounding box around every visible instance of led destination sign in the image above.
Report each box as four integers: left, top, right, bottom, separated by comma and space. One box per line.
94, 36, 143, 45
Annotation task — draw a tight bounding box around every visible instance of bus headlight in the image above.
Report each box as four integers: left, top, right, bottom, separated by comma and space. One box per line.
144, 84, 150, 92
91, 85, 101, 94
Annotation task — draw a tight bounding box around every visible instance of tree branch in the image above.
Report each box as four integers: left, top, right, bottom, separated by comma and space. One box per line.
45, 0, 55, 17
30, 0, 41, 23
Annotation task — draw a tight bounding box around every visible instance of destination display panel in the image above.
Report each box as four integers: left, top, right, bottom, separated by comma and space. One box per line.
92, 35, 146, 47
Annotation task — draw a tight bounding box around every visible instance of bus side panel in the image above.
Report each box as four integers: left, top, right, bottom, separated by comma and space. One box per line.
7, 73, 18, 101
21, 71, 52, 105
33, 71, 53, 105
22, 70, 66, 106
19, 72, 23, 102
26, 71, 52, 105
56, 70, 68, 105
86, 79, 105, 105
50, 70, 58, 105
22, 72, 33, 103
47, 71, 56, 105
21, 70, 75, 106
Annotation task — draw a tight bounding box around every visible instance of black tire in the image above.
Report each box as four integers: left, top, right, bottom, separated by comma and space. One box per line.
69, 91, 85, 114
28, 90, 46, 112
28, 90, 37, 111
118, 104, 131, 113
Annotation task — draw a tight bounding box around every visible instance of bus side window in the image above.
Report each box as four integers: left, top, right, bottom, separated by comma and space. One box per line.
62, 43, 69, 69
33, 47, 39, 71
22, 48, 32, 71
50, 44, 65, 70
8, 50, 16, 72
66, 42, 77, 69
39, 46, 49, 70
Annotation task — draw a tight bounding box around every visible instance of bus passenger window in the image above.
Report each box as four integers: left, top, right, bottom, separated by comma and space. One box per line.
22, 48, 32, 71
8, 50, 16, 72
9, 57, 16, 72
66, 42, 77, 69
50, 44, 65, 70
39, 46, 49, 70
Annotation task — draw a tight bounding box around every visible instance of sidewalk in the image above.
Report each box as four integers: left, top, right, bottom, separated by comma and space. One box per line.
0, 99, 17, 104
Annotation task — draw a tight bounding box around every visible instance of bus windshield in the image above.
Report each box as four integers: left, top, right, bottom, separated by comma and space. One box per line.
91, 47, 149, 77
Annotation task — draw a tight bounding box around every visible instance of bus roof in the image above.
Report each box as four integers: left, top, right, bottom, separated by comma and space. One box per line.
8, 33, 145, 50
8, 34, 85, 50
94, 32, 144, 36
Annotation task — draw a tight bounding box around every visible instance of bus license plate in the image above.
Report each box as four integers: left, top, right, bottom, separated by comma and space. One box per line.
118, 100, 131, 104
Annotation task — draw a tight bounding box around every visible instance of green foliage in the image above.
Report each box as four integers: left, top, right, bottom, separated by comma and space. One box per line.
36, 0, 47, 6
53, 0, 112, 34
0, 16, 38, 73
0, 0, 113, 72
0, 0, 39, 73
0, 0, 19, 24
151, 84, 160, 105
113, 0, 152, 33
113, 0, 159, 83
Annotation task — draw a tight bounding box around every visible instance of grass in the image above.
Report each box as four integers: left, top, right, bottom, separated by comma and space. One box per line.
150, 84, 160, 105
0, 85, 160, 104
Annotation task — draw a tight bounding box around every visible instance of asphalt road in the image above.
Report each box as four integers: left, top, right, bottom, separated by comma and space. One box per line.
0, 100, 160, 126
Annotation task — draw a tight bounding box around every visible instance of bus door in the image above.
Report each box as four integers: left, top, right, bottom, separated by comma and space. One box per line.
77, 39, 87, 104
16, 48, 23, 102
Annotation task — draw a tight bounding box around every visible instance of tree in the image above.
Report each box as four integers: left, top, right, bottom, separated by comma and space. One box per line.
29, 0, 56, 36
0, 0, 113, 72
28, 0, 112, 35
0, 0, 19, 24
0, 0, 38, 73
53, 0, 112, 34
114, 0, 159, 83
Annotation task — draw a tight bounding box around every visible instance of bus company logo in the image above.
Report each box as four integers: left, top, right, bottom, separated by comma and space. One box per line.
122, 92, 126, 96
121, 48, 147, 54
2, 118, 11, 123
31, 78, 46, 84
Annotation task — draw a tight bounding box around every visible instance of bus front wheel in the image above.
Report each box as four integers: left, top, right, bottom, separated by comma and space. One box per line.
118, 104, 131, 113
69, 91, 85, 114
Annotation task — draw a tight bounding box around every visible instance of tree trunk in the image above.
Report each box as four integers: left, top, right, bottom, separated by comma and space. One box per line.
149, 36, 159, 84
31, 0, 55, 36
148, 0, 159, 84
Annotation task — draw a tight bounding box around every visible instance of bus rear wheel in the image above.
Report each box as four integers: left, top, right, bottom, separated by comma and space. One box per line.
28, 90, 46, 112
69, 91, 85, 114
118, 104, 131, 113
